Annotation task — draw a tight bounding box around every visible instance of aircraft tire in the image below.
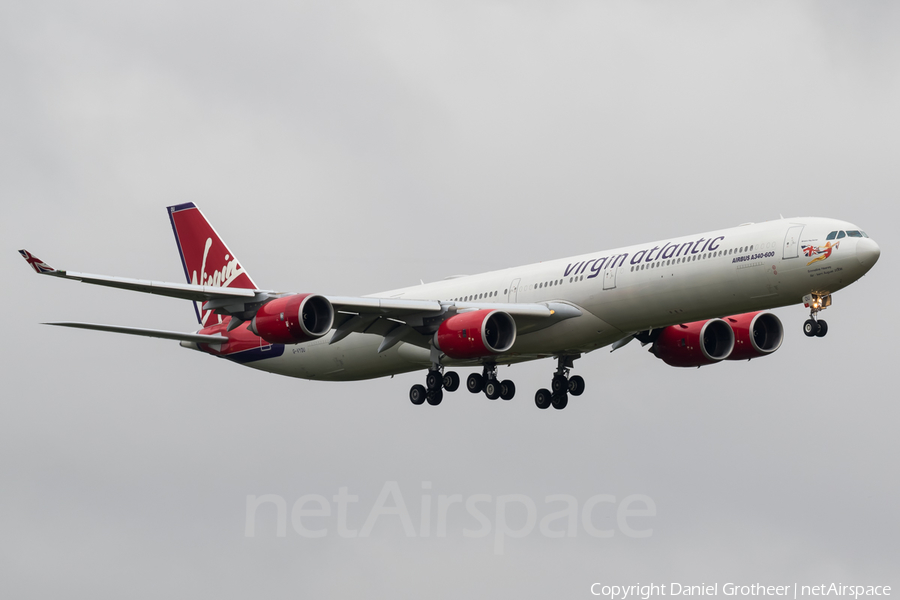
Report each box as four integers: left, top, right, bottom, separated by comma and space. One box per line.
551, 392, 568, 410
467, 373, 484, 394
568, 375, 585, 396
551, 375, 567, 393
803, 319, 818, 337
426, 370, 442, 390
484, 380, 501, 400
426, 388, 443, 406
443, 371, 460, 392
815, 320, 828, 337
410, 384, 426, 405
535, 389, 552, 410
500, 380, 515, 400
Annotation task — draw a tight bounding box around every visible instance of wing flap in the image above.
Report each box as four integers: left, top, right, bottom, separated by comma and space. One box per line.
327, 296, 443, 315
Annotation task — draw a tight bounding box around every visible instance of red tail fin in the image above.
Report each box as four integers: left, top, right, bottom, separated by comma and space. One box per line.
168, 203, 257, 325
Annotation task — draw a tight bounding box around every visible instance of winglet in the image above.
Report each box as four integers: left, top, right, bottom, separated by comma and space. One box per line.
18, 250, 57, 274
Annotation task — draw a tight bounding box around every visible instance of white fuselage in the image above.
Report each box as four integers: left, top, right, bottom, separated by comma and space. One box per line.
228, 217, 877, 381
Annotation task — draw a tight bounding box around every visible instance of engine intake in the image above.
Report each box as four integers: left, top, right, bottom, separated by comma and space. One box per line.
435, 309, 516, 359
724, 311, 784, 361
651, 318, 735, 367
250, 293, 334, 344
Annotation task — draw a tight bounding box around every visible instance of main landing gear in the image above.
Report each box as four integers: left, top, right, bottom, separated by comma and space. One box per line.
409, 357, 587, 410
409, 368, 460, 406
803, 293, 831, 338
534, 355, 585, 410
466, 365, 516, 401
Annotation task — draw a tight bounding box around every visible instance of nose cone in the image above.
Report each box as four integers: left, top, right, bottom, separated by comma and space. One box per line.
856, 238, 881, 270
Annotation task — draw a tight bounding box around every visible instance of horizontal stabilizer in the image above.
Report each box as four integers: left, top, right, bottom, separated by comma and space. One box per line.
44, 322, 228, 344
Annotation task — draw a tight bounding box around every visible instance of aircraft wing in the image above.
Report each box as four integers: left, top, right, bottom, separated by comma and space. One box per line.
325, 296, 560, 318
44, 322, 229, 344
326, 297, 581, 352
20, 249, 581, 350
19, 250, 273, 302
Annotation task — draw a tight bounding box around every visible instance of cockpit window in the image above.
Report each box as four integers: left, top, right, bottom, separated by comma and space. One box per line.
836, 231, 846, 239
826, 231, 837, 240
861, 231, 869, 238
846, 230, 863, 238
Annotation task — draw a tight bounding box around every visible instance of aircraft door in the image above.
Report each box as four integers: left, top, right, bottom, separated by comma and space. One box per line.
507, 278, 520, 302
603, 264, 617, 290
783, 225, 804, 259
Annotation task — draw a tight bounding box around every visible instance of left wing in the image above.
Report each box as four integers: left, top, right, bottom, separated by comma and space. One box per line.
19, 250, 272, 303
20, 249, 582, 351
45, 322, 229, 344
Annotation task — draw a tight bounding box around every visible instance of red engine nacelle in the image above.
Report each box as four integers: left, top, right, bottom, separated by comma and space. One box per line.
651, 318, 735, 367
250, 293, 334, 344
435, 309, 516, 359
723, 311, 784, 361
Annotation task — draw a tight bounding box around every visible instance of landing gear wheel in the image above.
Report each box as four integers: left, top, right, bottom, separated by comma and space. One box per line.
409, 384, 426, 405
426, 388, 443, 406
467, 373, 484, 394
803, 319, 818, 337
425, 370, 442, 390
551, 392, 569, 410
484, 380, 501, 400
500, 380, 516, 401
815, 320, 828, 337
535, 388, 552, 410
568, 375, 585, 396
443, 371, 460, 392
551, 375, 568, 393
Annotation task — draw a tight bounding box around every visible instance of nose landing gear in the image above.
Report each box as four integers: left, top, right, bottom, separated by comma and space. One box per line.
803, 293, 831, 338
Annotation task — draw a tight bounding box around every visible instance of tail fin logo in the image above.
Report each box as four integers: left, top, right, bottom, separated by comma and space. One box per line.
192, 237, 246, 288
168, 203, 257, 325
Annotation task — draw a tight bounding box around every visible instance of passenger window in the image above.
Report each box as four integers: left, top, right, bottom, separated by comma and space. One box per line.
837, 231, 846, 239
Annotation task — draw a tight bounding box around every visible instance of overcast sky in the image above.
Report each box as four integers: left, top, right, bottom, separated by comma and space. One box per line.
2, 1, 898, 598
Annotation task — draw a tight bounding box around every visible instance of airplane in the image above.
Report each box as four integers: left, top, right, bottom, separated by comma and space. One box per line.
19, 204, 880, 410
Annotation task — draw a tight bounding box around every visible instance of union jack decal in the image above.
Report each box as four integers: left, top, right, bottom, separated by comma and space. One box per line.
18, 249, 56, 274
801, 241, 839, 266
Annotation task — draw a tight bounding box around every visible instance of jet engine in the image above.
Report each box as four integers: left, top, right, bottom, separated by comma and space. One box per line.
723, 311, 784, 361
435, 309, 516, 359
249, 293, 334, 344
650, 318, 735, 367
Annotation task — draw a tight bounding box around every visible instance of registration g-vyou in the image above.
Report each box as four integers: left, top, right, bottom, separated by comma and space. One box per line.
20, 205, 880, 410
